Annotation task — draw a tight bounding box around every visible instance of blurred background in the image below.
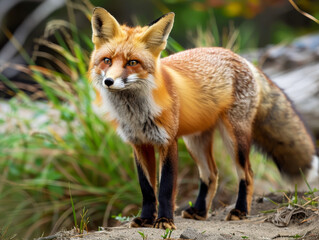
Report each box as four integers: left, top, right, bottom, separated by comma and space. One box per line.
0, 0, 318, 239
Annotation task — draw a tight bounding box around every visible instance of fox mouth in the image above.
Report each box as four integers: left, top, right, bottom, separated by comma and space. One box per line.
107, 87, 125, 92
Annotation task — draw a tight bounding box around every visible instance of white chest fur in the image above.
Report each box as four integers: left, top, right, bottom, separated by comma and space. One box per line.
100, 87, 169, 145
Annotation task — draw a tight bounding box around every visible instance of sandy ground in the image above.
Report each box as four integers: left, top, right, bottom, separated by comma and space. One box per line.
37, 194, 319, 240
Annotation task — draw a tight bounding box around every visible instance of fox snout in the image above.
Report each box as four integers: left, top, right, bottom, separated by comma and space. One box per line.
103, 77, 114, 87
101, 76, 125, 90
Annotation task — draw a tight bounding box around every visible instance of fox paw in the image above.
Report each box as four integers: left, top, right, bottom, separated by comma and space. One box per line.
130, 217, 154, 228
225, 209, 247, 221
181, 207, 207, 220
153, 217, 176, 230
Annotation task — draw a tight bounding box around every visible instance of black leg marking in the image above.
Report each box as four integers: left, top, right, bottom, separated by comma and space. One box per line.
154, 142, 178, 229
234, 179, 247, 213
237, 145, 246, 169
131, 154, 157, 228
158, 157, 175, 219
226, 179, 248, 220
135, 157, 157, 219
194, 179, 209, 212
182, 179, 209, 220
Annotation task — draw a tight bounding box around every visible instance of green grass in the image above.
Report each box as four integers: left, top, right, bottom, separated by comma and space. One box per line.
138, 230, 148, 240
188, 12, 257, 53
161, 228, 173, 239
0, 1, 282, 239
111, 213, 131, 223
69, 185, 90, 234
0, 2, 140, 238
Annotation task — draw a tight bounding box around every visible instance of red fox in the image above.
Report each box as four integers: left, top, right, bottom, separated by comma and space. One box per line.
89, 7, 319, 230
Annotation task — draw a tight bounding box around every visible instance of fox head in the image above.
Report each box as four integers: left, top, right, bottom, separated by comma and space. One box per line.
89, 7, 175, 91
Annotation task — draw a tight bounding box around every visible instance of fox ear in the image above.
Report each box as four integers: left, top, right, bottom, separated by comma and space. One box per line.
91, 7, 122, 45
141, 12, 175, 55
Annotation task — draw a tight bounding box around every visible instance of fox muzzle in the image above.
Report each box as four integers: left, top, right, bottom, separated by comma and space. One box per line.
103, 77, 114, 87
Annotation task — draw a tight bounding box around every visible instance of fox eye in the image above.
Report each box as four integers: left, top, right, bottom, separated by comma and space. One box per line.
103, 58, 112, 65
127, 60, 138, 66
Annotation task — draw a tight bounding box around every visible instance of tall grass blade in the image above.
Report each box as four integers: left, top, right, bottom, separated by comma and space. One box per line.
69, 184, 78, 230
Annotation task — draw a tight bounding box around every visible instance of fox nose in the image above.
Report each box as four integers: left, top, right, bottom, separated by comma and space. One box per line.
103, 77, 114, 87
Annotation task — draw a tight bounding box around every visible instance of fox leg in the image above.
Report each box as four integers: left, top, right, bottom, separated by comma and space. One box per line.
131, 144, 157, 228
153, 139, 178, 230
218, 117, 254, 220
181, 128, 219, 220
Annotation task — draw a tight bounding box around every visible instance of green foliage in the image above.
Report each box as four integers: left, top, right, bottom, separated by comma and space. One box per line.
299, 168, 318, 203
69, 185, 78, 231
112, 213, 131, 223
261, 178, 319, 215
0, 227, 17, 240
292, 234, 302, 239
161, 228, 173, 239
70, 186, 90, 234
272, 22, 297, 44
0, 3, 139, 238
189, 12, 258, 52
287, 171, 319, 208
138, 231, 148, 240
79, 207, 90, 234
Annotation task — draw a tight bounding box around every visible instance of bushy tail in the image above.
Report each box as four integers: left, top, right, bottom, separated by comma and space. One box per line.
252, 72, 318, 185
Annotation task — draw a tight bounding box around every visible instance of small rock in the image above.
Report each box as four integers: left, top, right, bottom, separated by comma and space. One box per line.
218, 233, 241, 240
180, 227, 212, 240
180, 228, 199, 239
108, 236, 129, 240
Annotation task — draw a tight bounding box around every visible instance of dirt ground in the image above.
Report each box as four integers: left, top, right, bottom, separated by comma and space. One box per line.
37, 193, 319, 240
